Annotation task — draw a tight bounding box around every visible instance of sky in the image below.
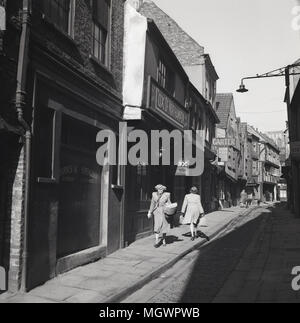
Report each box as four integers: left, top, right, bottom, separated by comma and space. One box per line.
152, 0, 300, 132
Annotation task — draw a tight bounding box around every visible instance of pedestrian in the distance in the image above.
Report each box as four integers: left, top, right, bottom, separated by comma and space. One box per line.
240, 189, 247, 207
246, 191, 253, 208
180, 187, 204, 241
147, 184, 171, 248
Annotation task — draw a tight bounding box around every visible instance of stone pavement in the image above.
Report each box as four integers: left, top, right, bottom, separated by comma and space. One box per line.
213, 203, 300, 303
0, 206, 258, 303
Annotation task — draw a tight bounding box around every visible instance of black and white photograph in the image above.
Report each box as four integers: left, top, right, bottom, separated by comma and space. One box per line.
0, 0, 300, 307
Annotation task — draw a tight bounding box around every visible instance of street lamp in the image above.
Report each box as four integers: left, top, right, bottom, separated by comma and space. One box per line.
236, 81, 248, 93
236, 63, 300, 94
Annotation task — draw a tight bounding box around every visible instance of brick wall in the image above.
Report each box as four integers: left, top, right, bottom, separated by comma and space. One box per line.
7, 146, 25, 292
31, 0, 124, 98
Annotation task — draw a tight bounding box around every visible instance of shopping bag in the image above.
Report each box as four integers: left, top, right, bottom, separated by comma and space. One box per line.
179, 214, 185, 225
164, 202, 178, 216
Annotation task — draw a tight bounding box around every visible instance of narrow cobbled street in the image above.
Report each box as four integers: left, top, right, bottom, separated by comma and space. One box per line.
123, 204, 300, 303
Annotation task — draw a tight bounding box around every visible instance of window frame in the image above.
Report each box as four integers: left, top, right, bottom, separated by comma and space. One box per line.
42, 0, 75, 37
157, 57, 175, 97
91, 0, 112, 69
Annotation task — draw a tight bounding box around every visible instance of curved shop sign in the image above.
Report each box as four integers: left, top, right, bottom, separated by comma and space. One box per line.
147, 77, 188, 130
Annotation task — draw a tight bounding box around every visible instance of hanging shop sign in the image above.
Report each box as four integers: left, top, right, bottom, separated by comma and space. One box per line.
213, 138, 236, 147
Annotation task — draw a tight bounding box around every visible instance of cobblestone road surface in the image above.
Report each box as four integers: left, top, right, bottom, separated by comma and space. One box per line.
123, 206, 300, 303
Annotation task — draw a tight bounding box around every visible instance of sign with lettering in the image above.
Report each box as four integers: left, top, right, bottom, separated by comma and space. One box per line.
147, 77, 188, 130
213, 138, 236, 147
290, 141, 300, 160
175, 160, 190, 177
218, 147, 228, 162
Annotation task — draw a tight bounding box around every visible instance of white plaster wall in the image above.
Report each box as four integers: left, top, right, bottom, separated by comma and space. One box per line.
184, 65, 205, 97
123, 1, 147, 110
216, 128, 226, 138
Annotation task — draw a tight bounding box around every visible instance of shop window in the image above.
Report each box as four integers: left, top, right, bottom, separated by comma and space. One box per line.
189, 101, 194, 129
193, 105, 197, 130
35, 107, 55, 179
92, 0, 110, 66
111, 137, 120, 186
57, 115, 102, 258
137, 164, 153, 210
42, 0, 75, 36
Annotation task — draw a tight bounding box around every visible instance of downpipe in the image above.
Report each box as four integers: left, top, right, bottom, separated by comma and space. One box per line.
15, 0, 31, 292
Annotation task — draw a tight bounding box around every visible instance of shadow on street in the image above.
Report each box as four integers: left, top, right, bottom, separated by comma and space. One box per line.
179, 206, 275, 303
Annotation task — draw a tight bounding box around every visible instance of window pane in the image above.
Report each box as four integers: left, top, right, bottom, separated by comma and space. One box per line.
35, 107, 54, 178
43, 0, 70, 33
93, 0, 110, 29
92, 22, 108, 65
58, 115, 101, 258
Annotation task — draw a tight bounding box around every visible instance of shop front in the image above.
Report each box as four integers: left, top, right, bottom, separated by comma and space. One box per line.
124, 77, 189, 244
26, 73, 123, 290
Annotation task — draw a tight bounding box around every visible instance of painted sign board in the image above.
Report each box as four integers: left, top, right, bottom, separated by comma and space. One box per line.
213, 138, 236, 147
147, 77, 188, 130
218, 147, 228, 162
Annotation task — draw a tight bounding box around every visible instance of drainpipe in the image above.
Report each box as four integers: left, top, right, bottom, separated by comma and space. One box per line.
15, 0, 31, 292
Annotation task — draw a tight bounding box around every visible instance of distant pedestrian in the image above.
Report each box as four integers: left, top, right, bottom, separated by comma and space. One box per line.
240, 189, 247, 207
246, 191, 253, 208
147, 184, 171, 248
180, 187, 204, 241
226, 192, 232, 208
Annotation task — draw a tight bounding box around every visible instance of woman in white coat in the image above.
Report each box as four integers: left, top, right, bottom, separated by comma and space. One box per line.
181, 187, 204, 241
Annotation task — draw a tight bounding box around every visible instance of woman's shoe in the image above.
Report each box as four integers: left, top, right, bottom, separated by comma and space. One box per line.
191, 236, 195, 241
162, 240, 167, 247
154, 241, 160, 248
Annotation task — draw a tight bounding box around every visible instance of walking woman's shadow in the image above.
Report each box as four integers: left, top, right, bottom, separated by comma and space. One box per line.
197, 230, 210, 242
165, 235, 184, 245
